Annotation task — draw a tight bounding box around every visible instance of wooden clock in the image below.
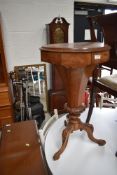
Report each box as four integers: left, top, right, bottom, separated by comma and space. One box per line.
46, 17, 69, 114
0, 15, 14, 128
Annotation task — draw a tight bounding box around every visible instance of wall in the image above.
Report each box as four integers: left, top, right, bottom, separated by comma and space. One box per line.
0, 0, 74, 89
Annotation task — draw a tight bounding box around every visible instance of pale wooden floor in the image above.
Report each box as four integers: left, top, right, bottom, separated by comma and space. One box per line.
45, 107, 117, 175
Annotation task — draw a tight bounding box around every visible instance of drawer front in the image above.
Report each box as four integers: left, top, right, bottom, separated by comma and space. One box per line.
0, 106, 13, 118
0, 116, 13, 128
0, 105, 14, 128
92, 51, 110, 64
0, 91, 10, 105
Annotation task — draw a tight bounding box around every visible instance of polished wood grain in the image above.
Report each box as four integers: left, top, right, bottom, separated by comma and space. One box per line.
41, 42, 110, 160
0, 15, 14, 128
0, 120, 48, 175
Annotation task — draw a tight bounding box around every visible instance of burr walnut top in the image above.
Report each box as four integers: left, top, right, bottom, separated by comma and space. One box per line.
40, 42, 110, 53
40, 42, 110, 68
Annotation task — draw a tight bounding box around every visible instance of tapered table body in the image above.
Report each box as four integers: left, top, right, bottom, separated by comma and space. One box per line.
40, 42, 110, 160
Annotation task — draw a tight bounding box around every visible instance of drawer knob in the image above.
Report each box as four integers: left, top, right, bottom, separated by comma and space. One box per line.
7, 129, 11, 133
25, 143, 30, 147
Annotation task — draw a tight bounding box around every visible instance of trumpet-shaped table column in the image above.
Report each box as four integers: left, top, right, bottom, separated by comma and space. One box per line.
40, 42, 110, 160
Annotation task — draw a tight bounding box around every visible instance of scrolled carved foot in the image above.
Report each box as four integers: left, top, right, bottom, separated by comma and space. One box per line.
84, 124, 106, 146
97, 139, 106, 146
53, 127, 72, 160
53, 152, 60, 160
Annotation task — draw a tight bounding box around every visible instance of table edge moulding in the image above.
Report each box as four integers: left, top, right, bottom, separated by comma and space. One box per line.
40, 42, 110, 160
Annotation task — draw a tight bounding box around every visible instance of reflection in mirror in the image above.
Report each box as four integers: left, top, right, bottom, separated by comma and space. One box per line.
14, 64, 48, 113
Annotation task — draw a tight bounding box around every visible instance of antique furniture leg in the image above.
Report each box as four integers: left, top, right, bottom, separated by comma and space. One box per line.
86, 84, 95, 123
86, 66, 101, 123
53, 66, 106, 160
53, 126, 73, 160
86, 72, 96, 123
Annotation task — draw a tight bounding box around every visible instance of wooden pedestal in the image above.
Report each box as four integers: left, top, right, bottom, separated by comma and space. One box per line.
41, 42, 110, 160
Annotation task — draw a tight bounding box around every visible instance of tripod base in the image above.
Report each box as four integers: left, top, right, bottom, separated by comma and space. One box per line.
53, 114, 106, 160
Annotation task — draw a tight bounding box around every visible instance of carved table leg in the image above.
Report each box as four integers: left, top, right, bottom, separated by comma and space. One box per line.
53, 127, 73, 160
83, 123, 106, 145
53, 109, 106, 160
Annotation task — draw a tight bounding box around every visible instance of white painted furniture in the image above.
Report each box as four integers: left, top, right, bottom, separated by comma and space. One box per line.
98, 92, 117, 108
39, 109, 58, 149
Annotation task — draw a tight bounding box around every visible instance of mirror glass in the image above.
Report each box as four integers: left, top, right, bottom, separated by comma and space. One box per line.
14, 64, 48, 112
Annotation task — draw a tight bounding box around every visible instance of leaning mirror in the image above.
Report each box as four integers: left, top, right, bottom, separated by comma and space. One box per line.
14, 64, 48, 113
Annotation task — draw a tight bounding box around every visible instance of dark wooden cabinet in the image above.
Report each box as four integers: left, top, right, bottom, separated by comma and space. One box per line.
0, 15, 14, 128
46, 17, 69, 114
